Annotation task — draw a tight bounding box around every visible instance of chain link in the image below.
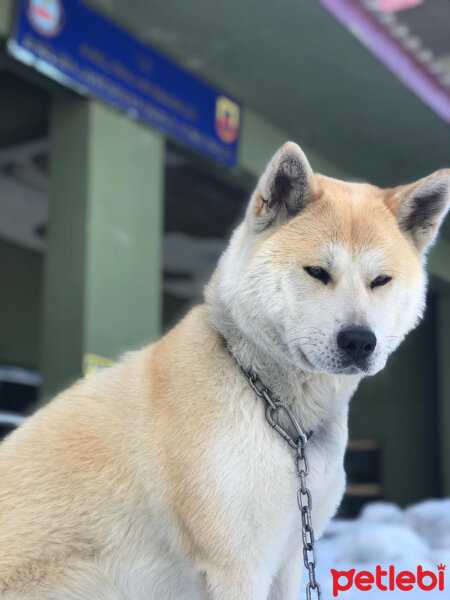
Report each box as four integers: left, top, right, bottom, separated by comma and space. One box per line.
236, 361, 321, 600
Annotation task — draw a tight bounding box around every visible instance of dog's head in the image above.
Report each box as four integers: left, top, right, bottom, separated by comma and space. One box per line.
208, 142, 449, 377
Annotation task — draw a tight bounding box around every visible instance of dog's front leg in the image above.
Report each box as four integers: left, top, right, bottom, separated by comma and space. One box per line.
268, 545, 303, 600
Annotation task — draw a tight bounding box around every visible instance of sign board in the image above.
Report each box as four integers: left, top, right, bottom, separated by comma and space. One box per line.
8, 0, 241, 167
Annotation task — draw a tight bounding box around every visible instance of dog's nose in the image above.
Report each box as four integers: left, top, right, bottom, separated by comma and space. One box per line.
337, 327, 377, 361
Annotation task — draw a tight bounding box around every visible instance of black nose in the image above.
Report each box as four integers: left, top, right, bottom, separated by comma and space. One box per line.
337, 327, 377, 361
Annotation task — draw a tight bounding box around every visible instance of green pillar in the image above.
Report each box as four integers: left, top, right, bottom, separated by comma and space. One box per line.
0, 0, 13, 38
437, 291, 450, 496
41, 95, 164, 402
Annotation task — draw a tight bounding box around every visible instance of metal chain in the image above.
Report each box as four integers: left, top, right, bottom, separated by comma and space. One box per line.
235, 361, 321, 600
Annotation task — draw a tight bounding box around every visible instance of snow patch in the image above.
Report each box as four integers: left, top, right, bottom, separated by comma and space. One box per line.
299, 499, 450, 599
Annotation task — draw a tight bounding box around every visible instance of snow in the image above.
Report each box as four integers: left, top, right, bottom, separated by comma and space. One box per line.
299, 500, 450, 599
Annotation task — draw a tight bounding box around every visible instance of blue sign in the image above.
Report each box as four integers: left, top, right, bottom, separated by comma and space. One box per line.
9, 0, 241, 167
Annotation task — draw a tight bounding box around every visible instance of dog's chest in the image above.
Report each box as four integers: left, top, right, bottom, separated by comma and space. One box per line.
93, 391, 347, 598
206, 398, 347, 573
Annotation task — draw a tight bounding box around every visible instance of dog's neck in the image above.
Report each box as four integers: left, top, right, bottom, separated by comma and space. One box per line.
207, 298, 361, 436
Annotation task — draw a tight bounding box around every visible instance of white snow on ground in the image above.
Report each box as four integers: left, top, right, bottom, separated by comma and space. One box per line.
299, 499, 450, 599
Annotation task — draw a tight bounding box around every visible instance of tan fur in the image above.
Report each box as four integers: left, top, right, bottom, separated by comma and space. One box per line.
0, 143, 448, 600
273, 175, 422, 285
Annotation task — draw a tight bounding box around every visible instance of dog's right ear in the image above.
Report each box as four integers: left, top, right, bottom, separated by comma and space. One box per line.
247, 142, 319, 231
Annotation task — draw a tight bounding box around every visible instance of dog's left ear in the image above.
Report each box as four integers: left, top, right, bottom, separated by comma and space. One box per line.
386, 170, 450, 253
247, 142, 319, 231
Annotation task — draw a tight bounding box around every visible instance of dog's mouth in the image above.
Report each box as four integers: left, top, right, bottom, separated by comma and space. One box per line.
317, 363, 366, 376
295, 345, 370, 376
334, 364, 365, 375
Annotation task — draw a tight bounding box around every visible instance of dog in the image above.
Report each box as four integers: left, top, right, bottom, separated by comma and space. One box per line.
0, 142, 448, 599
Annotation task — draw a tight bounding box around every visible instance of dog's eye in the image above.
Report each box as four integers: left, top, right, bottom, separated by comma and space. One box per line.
304, 266, 330, 285
371, 275, 392, 289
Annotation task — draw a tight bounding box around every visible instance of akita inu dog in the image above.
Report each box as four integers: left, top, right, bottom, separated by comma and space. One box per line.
0, 142, 449, 600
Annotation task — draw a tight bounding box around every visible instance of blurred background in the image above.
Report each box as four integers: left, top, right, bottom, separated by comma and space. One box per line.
0, 0, 449, 525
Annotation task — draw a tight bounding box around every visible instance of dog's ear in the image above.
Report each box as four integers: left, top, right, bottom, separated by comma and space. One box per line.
247, 142, 319, 231
386, 170, 450, 254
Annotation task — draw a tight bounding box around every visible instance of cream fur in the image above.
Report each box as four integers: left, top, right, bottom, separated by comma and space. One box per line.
0, 142, 448, 599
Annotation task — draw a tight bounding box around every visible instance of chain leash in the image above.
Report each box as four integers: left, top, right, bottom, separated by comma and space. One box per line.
233, 358, 321, 600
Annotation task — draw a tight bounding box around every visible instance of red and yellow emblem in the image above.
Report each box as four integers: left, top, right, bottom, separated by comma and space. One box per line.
215, 96, 240, 144
27, 0, 65, 37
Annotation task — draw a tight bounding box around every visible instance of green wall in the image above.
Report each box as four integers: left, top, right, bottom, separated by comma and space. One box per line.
436, 292, 450, 496
0, 239, 43, 369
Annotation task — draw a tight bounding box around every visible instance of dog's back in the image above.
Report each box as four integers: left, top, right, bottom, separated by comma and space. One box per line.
0, 309, 221, 599
0, 350, 158, 598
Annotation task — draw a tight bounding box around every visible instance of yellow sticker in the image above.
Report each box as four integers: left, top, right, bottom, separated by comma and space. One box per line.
83, 353, 115, 377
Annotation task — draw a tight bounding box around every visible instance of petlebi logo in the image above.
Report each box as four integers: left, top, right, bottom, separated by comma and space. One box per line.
331, 564, 445, 596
